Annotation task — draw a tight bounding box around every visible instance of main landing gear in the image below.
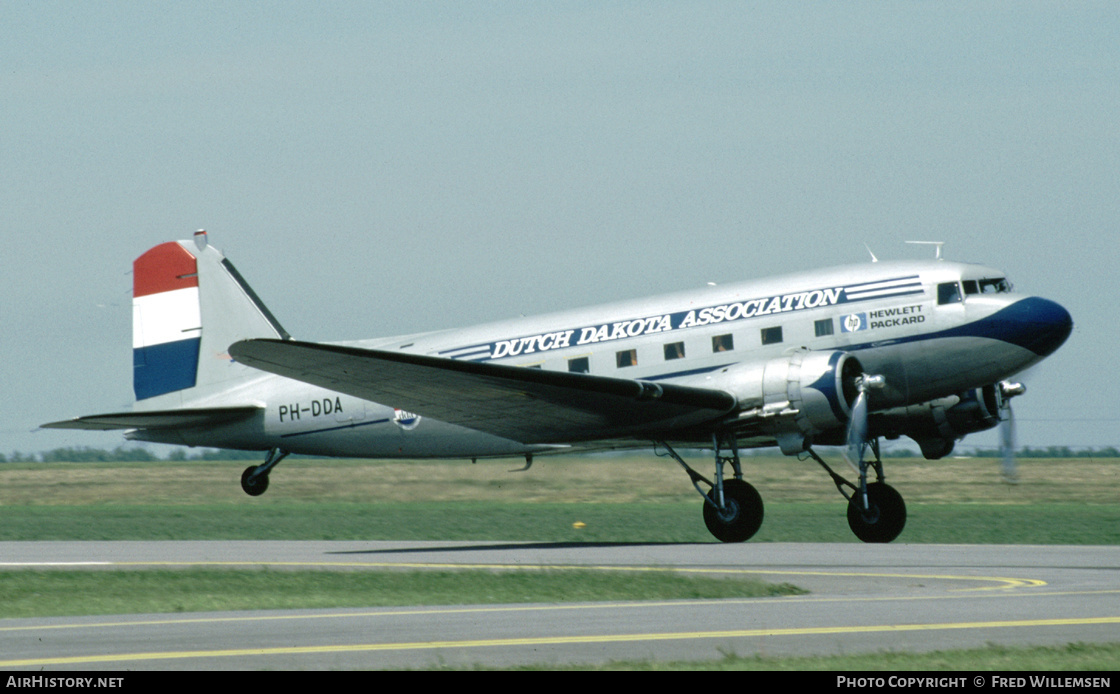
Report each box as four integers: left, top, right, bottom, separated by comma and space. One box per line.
806, 438, 907, 543
241, 448, 289, 497
658, 434, 764, 543
660, 433, 906, 543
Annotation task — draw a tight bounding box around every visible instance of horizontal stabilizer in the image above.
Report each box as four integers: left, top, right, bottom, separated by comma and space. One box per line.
229, 339, 736, 443
41, 406, 261, 431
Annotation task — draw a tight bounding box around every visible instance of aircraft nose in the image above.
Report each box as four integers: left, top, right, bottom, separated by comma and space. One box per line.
1001, 297, 1073, 357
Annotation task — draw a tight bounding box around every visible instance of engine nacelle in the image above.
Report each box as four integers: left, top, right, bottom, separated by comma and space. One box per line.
720, 350, 863, 454
875, 384, 1003, 459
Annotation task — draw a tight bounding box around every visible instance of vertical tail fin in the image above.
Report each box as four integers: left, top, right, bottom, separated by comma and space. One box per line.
132, 231, 288, 407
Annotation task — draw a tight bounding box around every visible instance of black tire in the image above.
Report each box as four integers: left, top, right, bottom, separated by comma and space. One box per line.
703, 479, 764, 543
241, 465, 269, 497
847, 482, 906, 543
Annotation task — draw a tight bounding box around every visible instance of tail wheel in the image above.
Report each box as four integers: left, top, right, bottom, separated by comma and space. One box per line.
703, 479, 764, 543
847, 482, 906, 543
241, 466, 269, 497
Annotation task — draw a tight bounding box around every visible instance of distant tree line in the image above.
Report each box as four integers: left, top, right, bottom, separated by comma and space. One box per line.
743, 445, 1120, 459
3, 444, 1118, 463
0, 446, 264, 463
965, 445, 1120, 459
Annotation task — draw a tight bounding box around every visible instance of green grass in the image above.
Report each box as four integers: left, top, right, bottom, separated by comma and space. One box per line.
1, 501, 1116, 544
0, 454, 1116, 544
3, 454, 1117, 508
0, 568, 804, 619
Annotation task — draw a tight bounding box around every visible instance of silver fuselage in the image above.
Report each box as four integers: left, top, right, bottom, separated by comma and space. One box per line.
133, 259, 1071, 458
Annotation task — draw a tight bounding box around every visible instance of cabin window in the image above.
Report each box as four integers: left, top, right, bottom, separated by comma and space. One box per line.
664, 341, 685, 360
937, 282, 962, 305
814, 318, 834, 337
712, 334, 734, 352
761, 326, 783, 345
616, 349, 637, 368
568, 356, 590, 374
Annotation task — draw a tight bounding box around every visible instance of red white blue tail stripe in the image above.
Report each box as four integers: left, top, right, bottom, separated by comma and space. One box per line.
132, 242, 202, 400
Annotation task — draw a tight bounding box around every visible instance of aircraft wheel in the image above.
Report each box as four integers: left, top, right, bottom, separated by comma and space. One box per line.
703, 479, 764, 543
847, 482, 906, 543
241, 465, 269, 497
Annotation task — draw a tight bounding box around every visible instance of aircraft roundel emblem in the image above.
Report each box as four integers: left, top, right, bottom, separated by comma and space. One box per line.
393, 408, 422, 430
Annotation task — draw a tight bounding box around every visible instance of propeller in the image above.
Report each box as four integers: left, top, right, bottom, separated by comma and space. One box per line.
998, 380, 1025, 484
843, 374, 885, 471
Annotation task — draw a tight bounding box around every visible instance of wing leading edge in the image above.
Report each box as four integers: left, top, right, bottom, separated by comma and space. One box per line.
229, 339, 737, 444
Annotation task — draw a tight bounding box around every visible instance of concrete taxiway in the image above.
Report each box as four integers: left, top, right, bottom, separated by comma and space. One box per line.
0, 541, 1117, 669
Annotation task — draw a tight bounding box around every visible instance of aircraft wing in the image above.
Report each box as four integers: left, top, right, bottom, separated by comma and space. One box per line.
230, 339, 737, 444
42, 406, 261, 431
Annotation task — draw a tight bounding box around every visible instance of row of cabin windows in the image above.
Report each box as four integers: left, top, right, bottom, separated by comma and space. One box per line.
566, 321, 838, 373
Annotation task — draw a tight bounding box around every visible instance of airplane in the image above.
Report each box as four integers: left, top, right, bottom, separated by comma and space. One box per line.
44, 231, 1073, 543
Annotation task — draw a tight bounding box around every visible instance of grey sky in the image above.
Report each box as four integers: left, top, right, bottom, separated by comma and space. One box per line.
3, 2, 1116, 457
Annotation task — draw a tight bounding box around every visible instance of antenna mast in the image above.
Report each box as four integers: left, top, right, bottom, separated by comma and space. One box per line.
905, 241, 945, 260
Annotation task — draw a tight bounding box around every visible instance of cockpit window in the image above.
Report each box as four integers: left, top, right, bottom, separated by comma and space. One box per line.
979, 277, 1011, 294
937, 282, 962, 305
947, 277, 1011, 303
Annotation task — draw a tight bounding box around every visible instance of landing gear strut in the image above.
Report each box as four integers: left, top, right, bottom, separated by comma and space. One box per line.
806, 439, 907, 543
659, 433, 764, 543
241, 448, 289, 497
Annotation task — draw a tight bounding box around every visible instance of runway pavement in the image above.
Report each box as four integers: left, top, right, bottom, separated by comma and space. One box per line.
1, 541, 1118, 670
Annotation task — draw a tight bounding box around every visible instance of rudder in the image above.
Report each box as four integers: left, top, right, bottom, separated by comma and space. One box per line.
133, 241, 203, 400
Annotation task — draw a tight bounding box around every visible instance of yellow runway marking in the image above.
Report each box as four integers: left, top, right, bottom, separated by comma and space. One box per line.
3, 615, 1118, 668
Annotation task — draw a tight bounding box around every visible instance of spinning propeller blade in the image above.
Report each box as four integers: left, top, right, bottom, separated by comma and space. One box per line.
843, 374, 884, 470
998, 380, 1025, 484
